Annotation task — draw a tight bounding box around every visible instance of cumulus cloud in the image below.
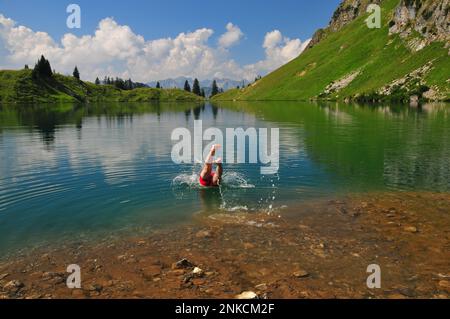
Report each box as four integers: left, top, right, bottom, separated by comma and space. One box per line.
0, 13, 310, 82
218, 22, 243, 48
245, 30, 310, 76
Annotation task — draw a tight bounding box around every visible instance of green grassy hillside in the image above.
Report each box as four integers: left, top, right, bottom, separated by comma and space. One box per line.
213, 0, 449, 102
0, 69, 204, 104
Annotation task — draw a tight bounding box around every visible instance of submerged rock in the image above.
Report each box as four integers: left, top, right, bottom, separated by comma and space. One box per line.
293, 270, 310, 278
195, 230, 212, 239
236, 291, 258, 299
4, 280, 24, 292
404, 226, 419, 233
172, 258, 194, 270
255, 283, 268, 291
87, 284, 103, 293
0, 274, 9, 280
438, 280, 450, 290
192, 267, 204, 277
42, 272, 65, 284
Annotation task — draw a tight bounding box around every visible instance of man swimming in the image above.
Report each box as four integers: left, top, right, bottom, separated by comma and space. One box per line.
199, 144, 223, 187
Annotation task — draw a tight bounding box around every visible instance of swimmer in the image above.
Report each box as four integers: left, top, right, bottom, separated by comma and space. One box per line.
199, 144, 223, 187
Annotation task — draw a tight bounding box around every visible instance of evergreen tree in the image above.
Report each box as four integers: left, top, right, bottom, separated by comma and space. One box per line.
156, 82, 161, 89
211, 80, 219, 97
73, 66, 80, 80
125, 78, 133, 90
184, 80, 191, 92
95, 77, 101, 85
200, 89, 205, 98
24, 64, 29, 70
192, 78, 201, 96
32, 55, 53, 79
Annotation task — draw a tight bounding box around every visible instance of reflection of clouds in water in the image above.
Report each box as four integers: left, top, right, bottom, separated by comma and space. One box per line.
59, 113, 188, 184
0, 113, 190, 186
0, 132, 58, 177
1, 108, 269, 186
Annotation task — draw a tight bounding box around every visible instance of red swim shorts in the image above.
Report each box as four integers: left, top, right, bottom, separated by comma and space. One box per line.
199, 173, 216, 187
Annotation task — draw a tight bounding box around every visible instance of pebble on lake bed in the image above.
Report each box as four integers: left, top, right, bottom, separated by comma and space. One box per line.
404, 226, 419, 233
192, 267, 204, 277
4, 280, 24, 292
0, 274, 9, 280
172, 258, 195, 270
438, 280, 450, 290
195, 230, 212, 239
293, 270, 310, 278
236, 291, 258, 299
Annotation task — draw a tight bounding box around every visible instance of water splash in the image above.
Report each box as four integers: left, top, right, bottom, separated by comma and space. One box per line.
171, 171, 281, 214
171, 171, 255, 190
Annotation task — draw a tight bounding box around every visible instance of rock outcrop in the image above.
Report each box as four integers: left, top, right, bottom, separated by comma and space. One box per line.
308, 0, 449, 50
389, 0, 450, 45
308, 0, 382, 49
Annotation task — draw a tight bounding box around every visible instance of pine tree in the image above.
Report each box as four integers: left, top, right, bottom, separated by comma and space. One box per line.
32, 55, 53, 79
184, 80, 191, 92
156, 82, 161, 89
201, 89, 205, 98
95, 77, 100, 85
211, 80, 219, 97
73, 66, 80, 80
192, 78, 201, 96
24, 64, 29, 70
43, 58, 52, 77
126, 79, 132, 90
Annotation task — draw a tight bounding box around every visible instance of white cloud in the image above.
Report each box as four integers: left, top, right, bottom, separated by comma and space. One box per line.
218, 22, 243, 48
0, 14, 310, 82
245, 30, 311, 76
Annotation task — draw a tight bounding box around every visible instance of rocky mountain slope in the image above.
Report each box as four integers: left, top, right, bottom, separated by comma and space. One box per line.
213, 0, 449, 102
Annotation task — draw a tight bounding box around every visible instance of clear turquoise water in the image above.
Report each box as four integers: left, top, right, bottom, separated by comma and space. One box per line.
0, 102, 449, 255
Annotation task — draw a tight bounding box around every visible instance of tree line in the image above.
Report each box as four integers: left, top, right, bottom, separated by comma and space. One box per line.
29, 55, 225, 97
184, 79, 206, 97
184, 79, 224, 97
95, 76, 147, 90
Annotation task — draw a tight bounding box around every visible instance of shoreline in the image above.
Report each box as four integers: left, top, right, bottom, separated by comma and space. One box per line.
0, 192, 449, 299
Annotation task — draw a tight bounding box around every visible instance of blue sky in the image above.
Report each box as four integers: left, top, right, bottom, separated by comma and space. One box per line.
0, 0, 341, 81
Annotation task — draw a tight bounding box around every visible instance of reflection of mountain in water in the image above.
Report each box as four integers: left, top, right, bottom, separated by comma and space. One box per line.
213, 101, 450, 192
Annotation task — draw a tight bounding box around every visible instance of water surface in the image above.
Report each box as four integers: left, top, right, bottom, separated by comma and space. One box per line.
0, 102, 449, 255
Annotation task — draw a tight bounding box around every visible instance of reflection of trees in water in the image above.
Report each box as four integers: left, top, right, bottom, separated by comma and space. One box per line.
321, 105, 450, 191
183, 104, 217, 122
310, 103, 450, 191
212, 105, 218, 120
214, 101, 450, 192
193, 106, 201, 120
185, 109, 191, 122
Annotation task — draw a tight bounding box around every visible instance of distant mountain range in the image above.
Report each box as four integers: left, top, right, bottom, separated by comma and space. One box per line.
147, 77, 249, 95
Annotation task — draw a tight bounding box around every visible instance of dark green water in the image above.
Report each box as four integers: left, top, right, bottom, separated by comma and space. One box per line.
0, 102, 449, 255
